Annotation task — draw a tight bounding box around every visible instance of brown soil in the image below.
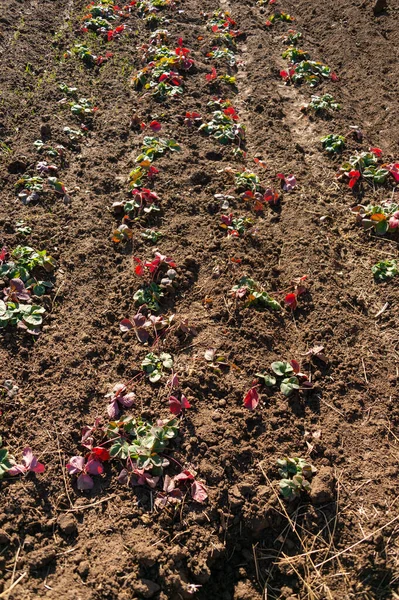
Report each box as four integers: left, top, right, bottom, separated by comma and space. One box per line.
1, 0, 399, 598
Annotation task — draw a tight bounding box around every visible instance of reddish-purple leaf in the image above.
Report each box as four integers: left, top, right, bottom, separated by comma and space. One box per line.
191, 480, 208, 503
244, 387, 259, 410
77, 473, 94, 490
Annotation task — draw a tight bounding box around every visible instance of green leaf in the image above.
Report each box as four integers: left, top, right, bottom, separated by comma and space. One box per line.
256, 372, 276, 387
110, 439, 129, 459
149, 370, 162, 383
280, 377, 300, 397
271, 361, 293, 377
160, 353, 173, 369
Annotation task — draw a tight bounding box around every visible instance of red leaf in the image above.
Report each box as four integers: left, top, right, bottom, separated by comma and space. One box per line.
180, 394, 191, 409
174, 469, 195, 482
369, 146, 382, 158
290, 359, 300, 374
191, 480, 208, 503
284, 292, 297, 310
330, 72, 339, 82
206, 67, 217, 82
244, 387, 259, 410
90, 447, 110, 462
150, 120, 161, 132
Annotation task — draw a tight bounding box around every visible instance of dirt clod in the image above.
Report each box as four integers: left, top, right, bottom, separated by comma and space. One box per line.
57, 513, 78, 535
310, 466, 335, 505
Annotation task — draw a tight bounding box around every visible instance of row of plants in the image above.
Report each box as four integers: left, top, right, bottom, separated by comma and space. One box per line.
268, 6, 399, 283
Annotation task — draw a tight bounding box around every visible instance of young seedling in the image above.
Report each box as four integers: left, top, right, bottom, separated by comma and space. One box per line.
338, 149, 399, 188
282, 47, 309, 64
351, 201, 399, 235
372, 259, 398, 282
141, 229, 163, 243
277, 456, 316, 500
305, 94, 341, 115
8, 447, 45, 476
120, 311, 174, 343
282, 30, 302, 46
204, 348, 229, 374
220, 214, 253, 237
266, 11, 294, 26
256, 360, 313, 397
281, 60, 334, 87
231, 276, 281, 311
142, 352, 173, 382
199, 107, 245, 146
321, 134, 346, 154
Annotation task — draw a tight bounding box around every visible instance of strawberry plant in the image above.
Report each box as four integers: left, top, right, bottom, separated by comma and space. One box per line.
235, 171, 260, 192
321, 134, 346, 154
0, 301, 46, 335
16, 173, 68, 204
8, 447, 45, 476
134, 282, 164, 311
277, 457, 316, 500
231, 277, 281, 311
66, 455, 105, 490
208, 10, 241, 36
281, 60, 333, 86
282, 46, 309, 63
204, 348, 229, 373
277, 173, 297, 192
120, 311, 174, 343
284, 275, 308, 311
135, 136, 181, 163
256, 360, 313, 396
282, 29, 302, 45
34, 139, 65, 158
0, 245, 55, 283
155, 469, 207, 507
199, 107, 245, 145
15, 221, 32, 235
305, 94, 341, 115
132, 41, 193, 99
108, 415, 178, 466
352, 201, 399, 235
59, 83, 78, 97
69, 98, 98, 119
266, 11, 294, 26
207, 47, 237, 66
372, 259, 398, 282
141, 228, 163, 243
220, 214, 253, 237
338, 150, 399, 188
71, 43, 113, 66
142, 352, 173, 382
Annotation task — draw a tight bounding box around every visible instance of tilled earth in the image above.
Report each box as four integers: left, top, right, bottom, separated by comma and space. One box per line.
1, 0, 399, 598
